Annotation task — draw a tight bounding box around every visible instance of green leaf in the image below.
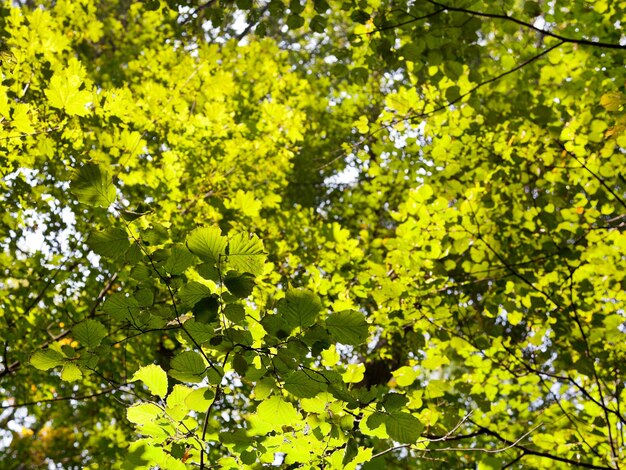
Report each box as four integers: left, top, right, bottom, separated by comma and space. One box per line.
31, 349, 65, 370
224, 271, 256, 298
219, 429, 254, 445
163, 245, 195, 275
392, 366, 418, 387
287, 14, 304, 29
185, 387, 215, 412
326, 310, 369, 345
144, 0, 161, 11
60, 363, 82, 382
401, 42, 424, 62
73, 319, 107, 349
130, 264, 152, 281
284, 370, 326, 398
351, 9, 370, 23
366, 412, 387, 430
445, 85, 461, 103
257, 396, 299, 425
71, 163, 116, 208
523, 0, 541, 16
278, 288, 323, 330
313, 0, 330, 13
131, 364, 168, 398
87, 228, 130, 259
386, 412, 423, 444
600, 92, 625, 112
134, 288, 154, 307
310, 15, 327, 33
383, 393, 409, 412
342, 438, 358, 466
261, 313, 291, 339
223, 304, 246, 323
45, 69, 91, 116
184, 319, 214, 343
170, 351, 206, 383
127, 403, 162, 425
232, 353, 249, 376
197, 262, 220, 282
350, 67, 369, 86
289, 0, 304, 14
141, 223, 169, 246
178, 281, 213, 307
102, 294, 141, 320
226, 232, 265, 276
192, 296, 220, 324
186, 227, 227, 265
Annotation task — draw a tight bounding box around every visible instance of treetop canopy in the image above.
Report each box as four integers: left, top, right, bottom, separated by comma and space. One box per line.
1, 0, 626, 468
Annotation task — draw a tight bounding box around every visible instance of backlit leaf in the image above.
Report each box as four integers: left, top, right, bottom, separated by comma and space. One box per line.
71, 163, 116, 208
277, 288, 323, 330
386, 412, 423, 444
226, 233, 265, 276
127, 403, 162, 425
284, 370, 326, 398
170, 351, 206, 383
31, 350, 65, 371
45, 69, 91, 116
326, 310, 369, 345
257, 396, 299, 425
60, 363, 82, 382
131, 364, 168, 398
73, 319, 107, 349
186, 227, 227, 265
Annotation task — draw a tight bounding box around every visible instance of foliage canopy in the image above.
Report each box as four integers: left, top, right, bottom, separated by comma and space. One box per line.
1, 0, 626, 468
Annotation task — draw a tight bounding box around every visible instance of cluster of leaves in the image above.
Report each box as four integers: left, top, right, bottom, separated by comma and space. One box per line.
1, 0, 626, 469
34, 164, 396, 468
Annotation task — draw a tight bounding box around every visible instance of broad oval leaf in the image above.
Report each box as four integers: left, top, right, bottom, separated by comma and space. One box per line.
170, 351, 206, 383
131, 364, 168, 398
224, 271, 256, 299
326, 310, 369, 345
226, 232, 265, 276
162, 244, 195, 275
102, 294, 140, 321
186, 227, 227, 265
277, 288, 323, 330
60, 363, 83, 382
31, 349, 65, 371
185, 387, 215, 412
284, 370, 326, 398
257, 396, 299, 426
386, 412, 424, 444
87, 228, 130, 259
71, 162, 116, 207
127, 403, 162, 425
178, 281, 213, 307
73, 319, 107, 349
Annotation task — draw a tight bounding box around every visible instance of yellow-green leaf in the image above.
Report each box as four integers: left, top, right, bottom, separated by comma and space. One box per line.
131, 364, 168, 398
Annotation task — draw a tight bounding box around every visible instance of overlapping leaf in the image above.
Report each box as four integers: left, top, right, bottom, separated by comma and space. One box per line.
71, 163, 116, 208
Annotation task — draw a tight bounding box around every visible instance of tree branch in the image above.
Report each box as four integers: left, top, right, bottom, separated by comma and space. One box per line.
0, 387, 119, 409
472, 422, 615, 469
355, 8, 445, 35
555, 140, 626, 213
407, 40, 564, 123
425, 0, 626, 49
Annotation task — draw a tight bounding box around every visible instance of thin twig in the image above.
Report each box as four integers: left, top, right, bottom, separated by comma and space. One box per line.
425, 0, 626, 49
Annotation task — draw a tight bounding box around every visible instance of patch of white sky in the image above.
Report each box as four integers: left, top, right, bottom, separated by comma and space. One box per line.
2, 168, 79, 263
